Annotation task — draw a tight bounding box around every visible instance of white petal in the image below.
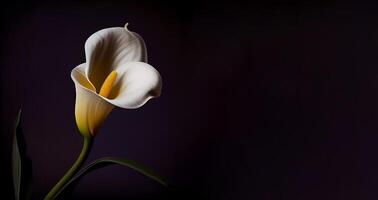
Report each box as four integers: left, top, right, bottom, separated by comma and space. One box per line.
71, 63, 96, 91
85, 26, 147, 92
105, 62, 162, 109
72, 64, 114, 136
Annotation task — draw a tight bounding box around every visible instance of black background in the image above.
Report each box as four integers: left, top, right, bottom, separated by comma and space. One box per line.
1, 1, 378, 199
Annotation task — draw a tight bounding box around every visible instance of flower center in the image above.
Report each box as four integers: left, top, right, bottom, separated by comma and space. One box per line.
99, 70, 117, 98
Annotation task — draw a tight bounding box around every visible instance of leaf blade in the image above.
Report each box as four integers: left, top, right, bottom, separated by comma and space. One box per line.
56, 157, 168, 198
12, 110, 22, 200
12, 110, 33, 200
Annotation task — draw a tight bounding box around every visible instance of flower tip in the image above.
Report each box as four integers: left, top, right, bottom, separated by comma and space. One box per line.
124, 22, 129, 30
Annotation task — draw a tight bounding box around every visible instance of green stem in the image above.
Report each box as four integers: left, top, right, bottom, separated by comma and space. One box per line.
44, 136, 93, 200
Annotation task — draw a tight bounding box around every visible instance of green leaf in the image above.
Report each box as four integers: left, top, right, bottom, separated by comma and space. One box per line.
12, 110, 33, 200
56, 157, 168, 198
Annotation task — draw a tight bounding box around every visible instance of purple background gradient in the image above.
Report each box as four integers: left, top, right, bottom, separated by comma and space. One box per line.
2, 1, 378, 199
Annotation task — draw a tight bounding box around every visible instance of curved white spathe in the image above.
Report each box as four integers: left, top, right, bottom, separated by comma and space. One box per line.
72, 24, 162, 136
105, 61, 162, 109
85, 24, 148, 92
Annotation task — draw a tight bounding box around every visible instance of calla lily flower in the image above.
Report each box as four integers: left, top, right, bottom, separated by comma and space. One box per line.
71, 24, 162, 137
45, 24, 163, 200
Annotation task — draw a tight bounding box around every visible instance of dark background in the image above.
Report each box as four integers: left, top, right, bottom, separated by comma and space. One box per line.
1, 1, 378, 199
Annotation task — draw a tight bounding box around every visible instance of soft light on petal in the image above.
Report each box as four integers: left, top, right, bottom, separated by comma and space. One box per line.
105, 62, 162, 109
71, 64, 96, 92
85, 25, 147, 92
72, 64, 114, 136
71, 24, 162, 137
